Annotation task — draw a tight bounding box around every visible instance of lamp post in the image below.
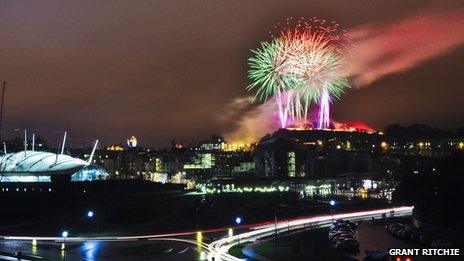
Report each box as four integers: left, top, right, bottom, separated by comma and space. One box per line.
235, 217, 242, 247
61, 231, 68, 251
86, 210, 95, 236
329, 200, 336, 222
274, 211, 278, 253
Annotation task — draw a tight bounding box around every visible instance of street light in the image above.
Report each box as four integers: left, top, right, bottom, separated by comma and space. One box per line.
61, 231, 68, 251
86, 210, 95, 236
329, 200, 336, 222
235, 216, 242, 247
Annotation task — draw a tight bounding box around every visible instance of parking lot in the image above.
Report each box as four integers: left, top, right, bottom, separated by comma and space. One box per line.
349, 220, 461, 261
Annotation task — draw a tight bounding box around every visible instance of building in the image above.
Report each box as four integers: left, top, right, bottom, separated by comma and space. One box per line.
127, 135, 138, 148
0, 151, 90, 183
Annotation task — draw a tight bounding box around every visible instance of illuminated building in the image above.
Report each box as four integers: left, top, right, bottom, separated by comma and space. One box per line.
106, 145, 124, 151
195, 177, 333, 195
232, 161, 255, 173
127, 135, 137, 148
198, 135, 225, 151
155, 157, 162, 172
223, 143, 254, 152
148, 172, 168, 183
287, 151, 296, 177
254, 137, 306, 178
184, 153, 214, 170
0, 151, 91, 182
71, 165, 109, 181
254, 129, 406, 179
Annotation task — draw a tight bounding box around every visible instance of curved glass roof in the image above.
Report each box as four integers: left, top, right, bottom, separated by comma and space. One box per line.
0, 151, 88, 175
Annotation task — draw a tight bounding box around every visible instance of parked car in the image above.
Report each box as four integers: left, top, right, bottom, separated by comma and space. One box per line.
344, 220, 359, 229
334, 219, 358, 228
329, 231, 353, 241
329, 227, 353, 235
431, 239, 454, 248
419, 234, 434, 246
331, 234, 355, 244
334, 238, 360, 251
329, 219, 359, 252
397, 227, 412, 238
409, 231, 422, 243
331, 223, 353, 231
364, 250, 390, 261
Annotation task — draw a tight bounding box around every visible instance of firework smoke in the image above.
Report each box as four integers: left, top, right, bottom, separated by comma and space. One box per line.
220, 97, 279, 144
348, 2, 464, 86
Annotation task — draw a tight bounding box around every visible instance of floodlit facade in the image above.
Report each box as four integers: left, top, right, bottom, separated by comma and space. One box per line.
71, 165, 109, 181
0, 150, 88, 177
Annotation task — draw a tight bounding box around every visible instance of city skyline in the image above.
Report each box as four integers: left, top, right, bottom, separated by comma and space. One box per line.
1, 0, 463, 146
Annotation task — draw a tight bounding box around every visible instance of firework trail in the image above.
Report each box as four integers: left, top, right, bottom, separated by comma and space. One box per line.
247, 17, 350, 129
247, 39, 297, 128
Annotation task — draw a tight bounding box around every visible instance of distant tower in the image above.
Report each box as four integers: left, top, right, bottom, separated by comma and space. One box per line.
127, 135, 137, 148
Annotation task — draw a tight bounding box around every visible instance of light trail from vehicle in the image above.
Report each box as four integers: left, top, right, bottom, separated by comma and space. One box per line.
208, 206, 413, 261
1, 206, 412, 261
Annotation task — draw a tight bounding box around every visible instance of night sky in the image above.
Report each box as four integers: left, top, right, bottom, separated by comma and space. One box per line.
1, 0, 463, 147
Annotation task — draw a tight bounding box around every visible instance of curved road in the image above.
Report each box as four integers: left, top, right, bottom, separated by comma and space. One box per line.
0, 206, 413, 261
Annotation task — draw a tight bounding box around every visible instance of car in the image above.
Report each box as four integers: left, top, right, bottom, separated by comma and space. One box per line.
384, 223, 392, 230
409, 231, 422, 243
334, 219, 358, 229
331, 223, 353, 230
419, 234, 434, 246
431, 239, 454, 248
389, 227, 403, 236
329, 231, 353, 241
334, 238, 360, 251
364, 250, 390, 261
332, 235, 356, 246
386, 222, 405, 229
331, 233, 355, 241
385, 223, 399, 233
397, 228, 412, 238
330, 235, 355, 245
345, 220, 359, 229
329, 227, 353, 235
388, 224, 408, 236
330, 225, 353, 232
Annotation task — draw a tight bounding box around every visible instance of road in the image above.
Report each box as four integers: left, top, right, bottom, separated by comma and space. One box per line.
0, 206, 413, 261
207, 206, 413, 261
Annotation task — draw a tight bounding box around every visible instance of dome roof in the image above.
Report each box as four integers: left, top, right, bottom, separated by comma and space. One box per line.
0, 150, 88, 176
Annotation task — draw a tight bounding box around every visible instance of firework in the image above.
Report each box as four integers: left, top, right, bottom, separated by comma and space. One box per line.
247, 39, 299, 127
248, 17, 350, 129
279, 17, 350, 128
